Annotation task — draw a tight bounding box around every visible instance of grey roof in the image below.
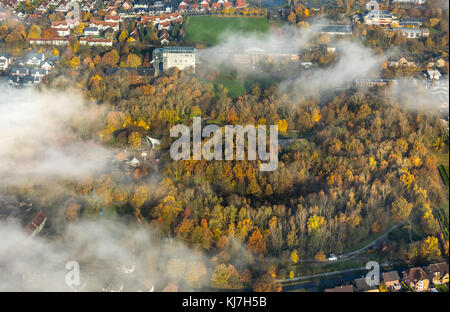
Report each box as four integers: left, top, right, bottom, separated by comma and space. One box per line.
382, 271, 399, 283
353, 277, 379, 291
402, 18, 425, 23
10, 67, 28, 74
153, 47, 197, 54
84, 27, 99, 32
320, 25, 352, 34
27, 52, 44, 59
29, 68, 47, 75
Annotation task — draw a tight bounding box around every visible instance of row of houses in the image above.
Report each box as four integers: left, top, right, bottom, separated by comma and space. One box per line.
2, 52, 57, 86
325, 262, 449, 292
1, 0, 97, 14
178, 0, 246, 11
29, 36, 114, 46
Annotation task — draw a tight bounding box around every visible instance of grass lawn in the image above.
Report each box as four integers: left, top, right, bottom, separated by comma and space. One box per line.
214, 79, 246, 98
184, 16, 271, 45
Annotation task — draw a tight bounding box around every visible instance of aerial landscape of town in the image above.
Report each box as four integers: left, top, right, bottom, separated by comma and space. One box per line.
0, 0, 449, 295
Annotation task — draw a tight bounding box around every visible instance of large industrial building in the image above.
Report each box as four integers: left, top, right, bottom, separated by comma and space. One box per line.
152, 47, 197, 76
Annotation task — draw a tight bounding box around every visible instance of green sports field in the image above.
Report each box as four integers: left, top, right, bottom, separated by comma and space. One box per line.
184, 16, 271, 45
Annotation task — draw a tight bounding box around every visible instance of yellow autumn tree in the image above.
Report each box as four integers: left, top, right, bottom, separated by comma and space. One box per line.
307, 215, 325, 232
400, 169, 415, 188
420, 236, 441, 260
276, 119, 288, 134
369, 156, 377, 170
290, 250, 299, 264
69, 56, 80, 68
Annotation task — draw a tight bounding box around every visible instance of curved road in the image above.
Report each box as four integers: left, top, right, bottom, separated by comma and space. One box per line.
279, 220, 407, 270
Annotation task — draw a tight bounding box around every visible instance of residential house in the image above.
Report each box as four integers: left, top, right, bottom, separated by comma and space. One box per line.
25, 52, 45, 66
0, 53, 12, 71
52, 19, 77, 29
178, 1, 187, 10
133, 0, 149, 9
36, 1, 49, 13
200, 0, 210, 9
394, 27, 429, 39
212, 2, 221, 9
89, 20, 119, 32
353, 277, 380, 292
40, 61, 54, 71
388, 57, 416, 68
79, 37, 114, 47
382, 271, 401, 291
435, 58, 447, 68
56, 27, 70, 37
55, 1, 70, 12
29, 68, 48, 82
29, 37, 69, 46
49, 0, 60, 7
425, 262, 449, 285
24, 210, 47, 238
105, 15, 121, 23
402, 267, 430, 292
224, 1, 233, 8
121, 1, 131, 10
426, 69, 442, 81
365, 0, 380, 11
83, 27, 99, 36
356, 78, 390, 87
236, 0, 246, 8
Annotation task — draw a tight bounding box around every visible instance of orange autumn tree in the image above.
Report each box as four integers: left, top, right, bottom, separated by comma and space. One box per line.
247, 229, 266, 255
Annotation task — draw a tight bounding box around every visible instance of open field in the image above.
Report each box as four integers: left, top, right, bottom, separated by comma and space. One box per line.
214, 79, 247, 98
184, 16, 271, 45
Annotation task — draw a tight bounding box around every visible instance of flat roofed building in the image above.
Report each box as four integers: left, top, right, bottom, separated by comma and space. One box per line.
320, 25, 353, 36
153, 47, 197, 75
395, 27, 429, 38
364, 10, 399, 26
